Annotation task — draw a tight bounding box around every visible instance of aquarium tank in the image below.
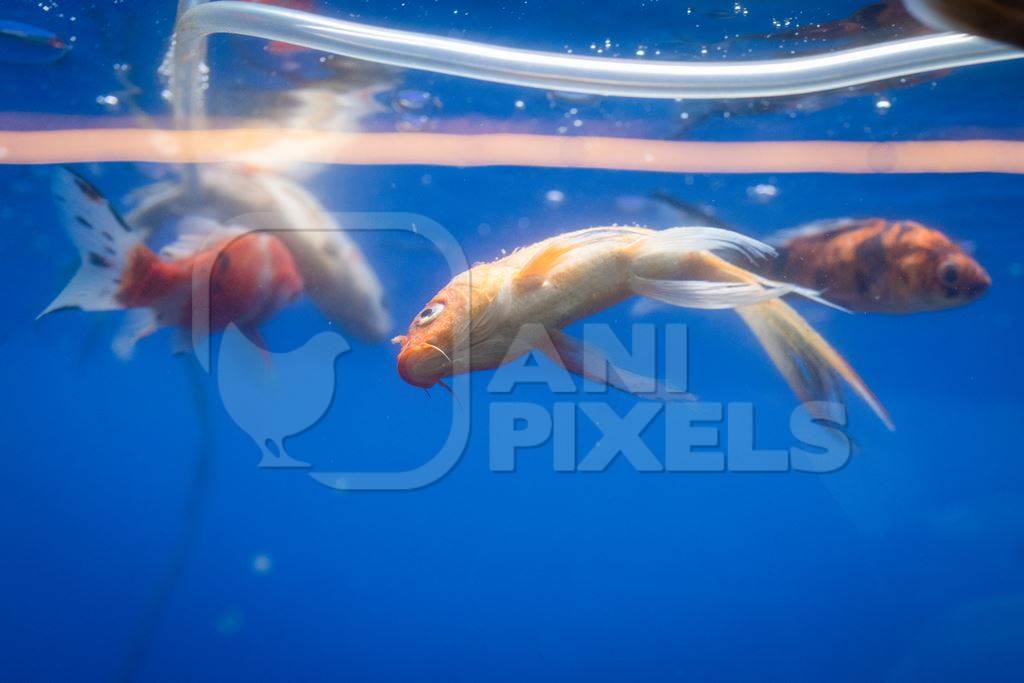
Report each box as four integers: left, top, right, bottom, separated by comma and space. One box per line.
1, 0, 1023, 681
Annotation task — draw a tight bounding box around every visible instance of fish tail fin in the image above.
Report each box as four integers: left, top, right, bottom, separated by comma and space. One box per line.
40, 168, 145, 317
628, 244, 889, 428
632, 226, 778, 265
629, 230, 843, 312
735, 299, 893, 430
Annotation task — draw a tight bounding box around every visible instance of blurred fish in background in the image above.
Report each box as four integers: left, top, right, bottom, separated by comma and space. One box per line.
650, 193, 991, 314
672, 1, 948, 135
0, 19, 68, 65
126, 167, 392, 343
903, 0, 1024, 49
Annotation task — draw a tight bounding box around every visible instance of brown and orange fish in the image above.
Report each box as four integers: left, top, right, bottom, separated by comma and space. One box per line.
766, 218, 990, 313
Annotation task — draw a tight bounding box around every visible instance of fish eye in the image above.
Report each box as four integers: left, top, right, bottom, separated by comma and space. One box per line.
938, 261, 961, 287
415, 301, 445, 325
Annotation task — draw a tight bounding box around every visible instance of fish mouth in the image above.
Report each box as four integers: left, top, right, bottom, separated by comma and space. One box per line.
396, 342, 451, 388
967, 268, 992, 299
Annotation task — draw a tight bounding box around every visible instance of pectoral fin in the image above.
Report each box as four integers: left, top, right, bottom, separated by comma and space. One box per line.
542, 329, 694, 401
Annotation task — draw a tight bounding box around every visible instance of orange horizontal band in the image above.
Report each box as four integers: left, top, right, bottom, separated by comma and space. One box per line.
2, 128, 1023, 174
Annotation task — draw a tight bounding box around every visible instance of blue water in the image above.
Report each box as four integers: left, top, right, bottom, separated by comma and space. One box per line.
2, 1, 1024, 681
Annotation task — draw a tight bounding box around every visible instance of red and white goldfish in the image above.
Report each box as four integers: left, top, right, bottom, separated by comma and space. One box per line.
393, 226, 893, 429
40, 169, 303, 357
766, 218, 991, 313
125, 167, 392, 343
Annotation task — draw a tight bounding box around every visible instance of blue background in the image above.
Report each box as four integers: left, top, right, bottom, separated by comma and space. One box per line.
1, 1, 1023, 681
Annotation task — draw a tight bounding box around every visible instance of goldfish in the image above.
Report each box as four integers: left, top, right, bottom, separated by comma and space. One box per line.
765, 218, 991, 313
40, 169, 303, 357
393, 226, 893, 429
649, 195, 990, 314
125, 167, 392, 342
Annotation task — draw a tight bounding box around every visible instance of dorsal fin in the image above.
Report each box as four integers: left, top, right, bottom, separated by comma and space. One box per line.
767, 218, 869, 247
650, 191, 731, 230
514, 228, 644, 290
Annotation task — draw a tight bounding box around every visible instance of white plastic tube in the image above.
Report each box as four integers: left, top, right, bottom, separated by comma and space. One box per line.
170, 0, 1022, 129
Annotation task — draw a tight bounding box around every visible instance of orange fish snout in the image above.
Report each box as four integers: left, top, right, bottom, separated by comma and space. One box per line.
939, 254, 991, 302
396, 340, 451, 388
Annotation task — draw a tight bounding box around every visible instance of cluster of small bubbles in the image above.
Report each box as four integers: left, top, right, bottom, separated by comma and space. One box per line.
733, 3, 749, 16
158, 36, 176, 84
95, 94, 120, 109
396, 114, 430, 131
587, 38, 616, 55
394, 89, 438, 113
545, 189, 565, 205
746, 183, 780, 203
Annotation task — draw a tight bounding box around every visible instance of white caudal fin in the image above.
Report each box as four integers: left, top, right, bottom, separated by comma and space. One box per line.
39, 169, 140, 317
629, 228, 846, 312
633, 226, 777, 264
632, 274, 849, 312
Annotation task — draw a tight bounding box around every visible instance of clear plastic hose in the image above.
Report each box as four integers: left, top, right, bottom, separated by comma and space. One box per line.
171, 0, 1022, 129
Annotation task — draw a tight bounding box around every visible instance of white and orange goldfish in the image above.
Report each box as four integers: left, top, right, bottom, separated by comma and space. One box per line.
40, 169, 304, 357
394, 226, 893, 429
